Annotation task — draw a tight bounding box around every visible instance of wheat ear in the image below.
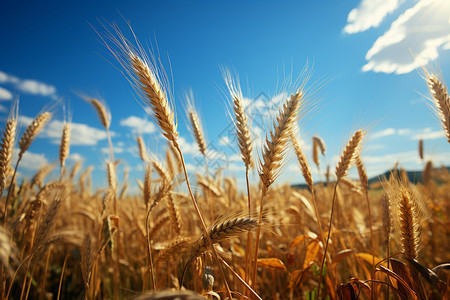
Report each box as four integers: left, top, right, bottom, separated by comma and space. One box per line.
335, 129, 365, 181
0, 115, 17, 195
312, 135, 325, 171
418, 139, 424, 160
259, 90, 303, 188
155, 237, 193, 262
81, 233, 92, 289
59, 123, 71, 175
186, 91, 207, 156
291, 133, 313, 190
167, 194, 181, 236
143, 164, 152, 209
223, 69, 254, 169
425, 71, 450, 143
136, 135, 149, 162
190, 217, 259, 261
398, 188, 421, 260
129, 54, 178, 145
313, 135, 326, 155
181, 217, 260, 286
291, 132, 326, 247
18, 112, 52, 159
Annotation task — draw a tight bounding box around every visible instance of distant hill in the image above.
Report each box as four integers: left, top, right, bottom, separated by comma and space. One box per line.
291, 166, 450, 189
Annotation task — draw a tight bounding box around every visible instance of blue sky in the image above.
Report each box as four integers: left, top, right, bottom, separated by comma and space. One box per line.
1, 0, 449, 192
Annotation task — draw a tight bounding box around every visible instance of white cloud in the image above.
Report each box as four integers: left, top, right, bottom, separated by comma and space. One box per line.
369, 127, 434, 140
120, 116, 156, 134
362, 0, 450, 74
411, 127, 445, 140
370, 128, 396, 140
344, 0, 403, 34
0, 70, 57, 99
0, 87, 13, 100
68, 153, 84, 162
0, 71, 18, 84
17, 80, 56, 98
178, 136, 201, 156
102, 146, 124, 154
19, 116, 110, 146
12, 149, 48, 171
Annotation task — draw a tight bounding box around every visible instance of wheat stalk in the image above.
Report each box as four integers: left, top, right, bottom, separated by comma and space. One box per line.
253, 90, 303, 289
318, 129, 364, 298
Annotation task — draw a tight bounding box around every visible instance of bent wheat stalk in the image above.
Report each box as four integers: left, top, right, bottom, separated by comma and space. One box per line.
103, 28, 233, 299
318, 129, 364, 299
252, 90, 303, 290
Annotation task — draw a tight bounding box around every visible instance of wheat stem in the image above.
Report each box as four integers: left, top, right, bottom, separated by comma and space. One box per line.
175, 145, 233, 300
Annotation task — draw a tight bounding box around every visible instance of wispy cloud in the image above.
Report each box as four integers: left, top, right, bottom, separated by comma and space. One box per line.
119, 115, 156, 134
362, 0, 450, 74
0, 70, 58, 99
0, 87, 13, 100
343, 0, 403, 34
370, 126, 444, 141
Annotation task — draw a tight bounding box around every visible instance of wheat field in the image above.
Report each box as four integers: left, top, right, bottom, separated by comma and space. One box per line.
0, 26, 449, 300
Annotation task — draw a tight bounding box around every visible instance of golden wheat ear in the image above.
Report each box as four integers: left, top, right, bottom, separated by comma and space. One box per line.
0, 100, 18, 195
59, 123, 71, 171
423, 69, 450, 143
18, 112, 52, 159
185, 90, 207, 157
223, 69, 254, 169
259, 90, 304, 188
335, 129, 365, 181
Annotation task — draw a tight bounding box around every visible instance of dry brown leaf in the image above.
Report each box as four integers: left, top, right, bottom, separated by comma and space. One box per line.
303, 239, 321, 269
289, 235, 311, 247
257, 258, 287, 271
